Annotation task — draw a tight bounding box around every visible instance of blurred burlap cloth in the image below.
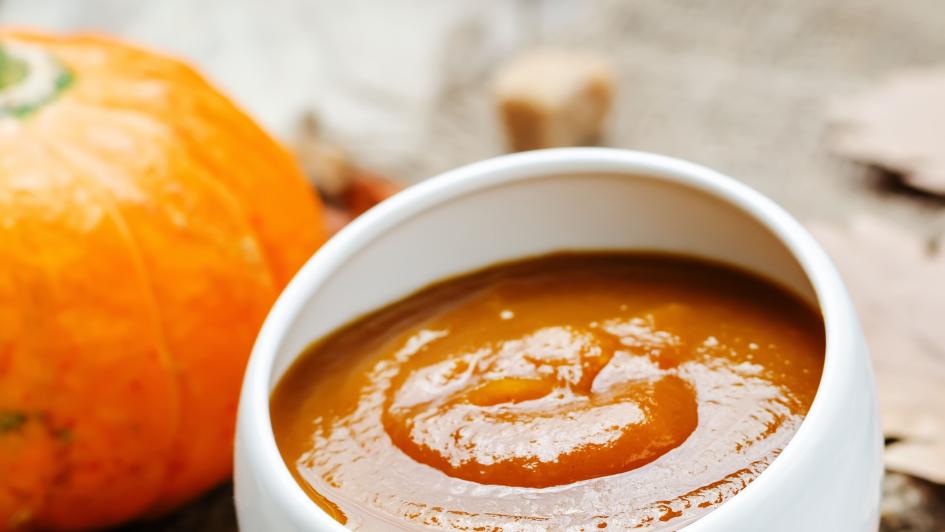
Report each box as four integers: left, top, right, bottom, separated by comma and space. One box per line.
3, 0, 945, 530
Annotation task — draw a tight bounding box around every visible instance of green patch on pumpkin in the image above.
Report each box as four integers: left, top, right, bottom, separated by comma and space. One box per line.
0, 411, 27, 434
0, 42, 74, 118
0, 45, 28, 91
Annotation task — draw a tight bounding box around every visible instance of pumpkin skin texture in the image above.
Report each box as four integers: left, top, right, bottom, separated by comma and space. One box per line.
0, 31, 326, 529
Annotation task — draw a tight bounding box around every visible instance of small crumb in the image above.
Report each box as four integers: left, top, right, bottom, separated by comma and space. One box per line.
500, 310, 515, 320
494, 49, 616, 151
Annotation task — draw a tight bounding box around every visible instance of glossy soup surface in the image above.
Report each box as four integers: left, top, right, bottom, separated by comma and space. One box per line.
271, 253, 824, 530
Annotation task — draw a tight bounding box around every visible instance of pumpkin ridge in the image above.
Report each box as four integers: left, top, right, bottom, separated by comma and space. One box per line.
0, 130, 179, 529
52, 100, 282, 294
41, 133, 184, 465
133, 130, 282, 513
153, 112, 315, 287
172, 84, 325, 283
0, 147, 58, 527
35, 135, 181, 527
66, 87, 324, 285
42, 102, 280, 512
8, 138, 101, 524
40, 136, 182, 387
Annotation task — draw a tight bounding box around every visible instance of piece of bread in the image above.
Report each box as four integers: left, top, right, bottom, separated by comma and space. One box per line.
494, 49, 616, 151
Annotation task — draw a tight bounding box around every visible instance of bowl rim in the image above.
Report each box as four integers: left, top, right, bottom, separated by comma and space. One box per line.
238, 147, 856, 531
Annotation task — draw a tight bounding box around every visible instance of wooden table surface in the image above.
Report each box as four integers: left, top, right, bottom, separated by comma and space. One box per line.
3, 0, 945, 529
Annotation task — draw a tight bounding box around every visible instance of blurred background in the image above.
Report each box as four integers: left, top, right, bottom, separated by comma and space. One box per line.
3, 0, 943, 229
2, 0, 944, 530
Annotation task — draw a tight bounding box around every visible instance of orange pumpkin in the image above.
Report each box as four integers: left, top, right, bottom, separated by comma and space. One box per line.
0, 31, 326, 529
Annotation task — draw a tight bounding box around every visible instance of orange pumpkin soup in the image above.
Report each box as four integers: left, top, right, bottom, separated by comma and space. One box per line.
271, 253, 824, 530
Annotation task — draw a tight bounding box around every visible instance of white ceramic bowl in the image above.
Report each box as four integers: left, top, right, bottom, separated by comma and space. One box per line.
235, 148, 882, 531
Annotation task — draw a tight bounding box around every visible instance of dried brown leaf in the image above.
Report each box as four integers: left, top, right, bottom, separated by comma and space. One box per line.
342, 170, 402, 217
292, 113, 355, 197
828, 68, 945, 195
809, 216, 945, 484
